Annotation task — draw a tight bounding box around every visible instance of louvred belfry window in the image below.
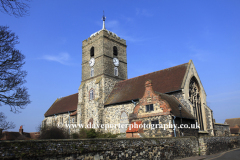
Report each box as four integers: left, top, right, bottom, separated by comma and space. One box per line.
90, 47, 94, 57
113, 46, 118, 56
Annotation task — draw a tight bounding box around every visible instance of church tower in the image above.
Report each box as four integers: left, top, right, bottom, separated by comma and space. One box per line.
77, 13, 127, 128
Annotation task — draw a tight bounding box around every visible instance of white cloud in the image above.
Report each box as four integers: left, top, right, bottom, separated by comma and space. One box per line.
42, 52, 70, 65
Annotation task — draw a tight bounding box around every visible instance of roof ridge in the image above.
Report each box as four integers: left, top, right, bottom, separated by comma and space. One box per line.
118, 62, 188, 84
44, 93, 78, 117
226, 118, 240, 120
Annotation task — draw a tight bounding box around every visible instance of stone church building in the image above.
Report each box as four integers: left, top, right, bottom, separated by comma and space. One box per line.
43, 17, 215, 137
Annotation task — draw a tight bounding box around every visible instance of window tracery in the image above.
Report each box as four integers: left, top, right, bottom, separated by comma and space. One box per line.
189, 77, 204, 130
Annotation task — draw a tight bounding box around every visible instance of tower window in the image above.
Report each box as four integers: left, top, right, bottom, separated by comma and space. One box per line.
90, 67, 94, 77
90, 89, 94, 100
146, 104, 154, 112
113, 46, 118, 56
114, 67, 118, 76
90, 47, 94, 57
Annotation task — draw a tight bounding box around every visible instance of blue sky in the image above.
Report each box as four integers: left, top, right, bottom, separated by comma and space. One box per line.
1, 0, 240, 132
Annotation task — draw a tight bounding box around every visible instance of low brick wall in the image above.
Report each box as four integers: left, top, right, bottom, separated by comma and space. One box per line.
0, 136, 239, 159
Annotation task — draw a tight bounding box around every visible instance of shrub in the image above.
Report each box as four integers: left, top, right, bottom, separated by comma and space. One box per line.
71, 133, 79, 139
39, 126, 69, 139
79, 128, 87, 139
77, 128, 118, 138
86, 128, 97, 138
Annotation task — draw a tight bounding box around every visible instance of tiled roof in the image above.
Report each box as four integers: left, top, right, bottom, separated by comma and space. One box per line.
105, 62, 188, 105
230, 127, 240, 134
0, 132, 34, 140
44, 93, 78, 117
225, 118, 240, 128
157, 92, 195, 119
1, 132, 20, 140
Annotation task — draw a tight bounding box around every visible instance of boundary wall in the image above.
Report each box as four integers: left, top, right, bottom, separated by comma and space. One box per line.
0, 136, 239, 159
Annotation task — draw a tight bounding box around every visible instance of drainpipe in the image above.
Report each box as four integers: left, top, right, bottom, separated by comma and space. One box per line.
68, 111, 70, 135
172, 116, 177, 137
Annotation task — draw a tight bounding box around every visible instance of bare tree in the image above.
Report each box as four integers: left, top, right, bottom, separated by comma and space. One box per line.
0, 26, 31, 113
0, 112, 15, 130
0, 0, 30, 17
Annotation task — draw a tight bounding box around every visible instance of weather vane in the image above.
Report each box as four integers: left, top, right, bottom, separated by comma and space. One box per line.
102, 10, 106, 29
102, 10, 106, 21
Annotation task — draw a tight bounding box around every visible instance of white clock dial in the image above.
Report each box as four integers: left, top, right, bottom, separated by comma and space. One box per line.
89, 58, 95, 67
113, 58, 119, 66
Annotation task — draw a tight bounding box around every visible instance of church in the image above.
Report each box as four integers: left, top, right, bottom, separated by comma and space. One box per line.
43, 16, 215, 138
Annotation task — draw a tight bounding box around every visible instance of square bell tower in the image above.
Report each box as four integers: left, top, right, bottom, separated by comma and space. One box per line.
77, 15, 128, 128
81, 19, 127, 82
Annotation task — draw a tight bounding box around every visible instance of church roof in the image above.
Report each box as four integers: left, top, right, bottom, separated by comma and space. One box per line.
156, 92, 195, 119
105, 62, 189, 106
230, 127, 240, 134
44, 93, 78, 117
225, 118, 240, 128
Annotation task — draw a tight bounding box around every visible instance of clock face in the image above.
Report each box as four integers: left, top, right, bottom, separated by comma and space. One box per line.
89, 58, 95, 67
113, 58, 119, 66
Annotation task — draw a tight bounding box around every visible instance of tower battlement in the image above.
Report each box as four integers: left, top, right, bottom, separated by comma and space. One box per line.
82, 29, 126, 46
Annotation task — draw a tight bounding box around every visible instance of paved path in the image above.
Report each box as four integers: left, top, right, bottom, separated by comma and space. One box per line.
176, 148, 240, 160
210, 148, 240, 160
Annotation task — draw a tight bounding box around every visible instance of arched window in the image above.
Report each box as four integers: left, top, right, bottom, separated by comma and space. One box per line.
90, 89, 94, 100
189, 77, 204, 130
114, 67, 118, 76
90, 47, 94, 57
113, 46, 118, 56
90, 67, 94, 77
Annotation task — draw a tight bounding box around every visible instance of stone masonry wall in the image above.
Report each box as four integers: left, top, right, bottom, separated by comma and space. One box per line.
205, 105, 214, 135
102, 102, 135, 134
214, 123, 230, 136
0, 137, 199, 160
81, 29, 127, 82
43, 112, 77, 133
78, 76, 121, 132
198, 136, 240, 155
1, 136, 239, 159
